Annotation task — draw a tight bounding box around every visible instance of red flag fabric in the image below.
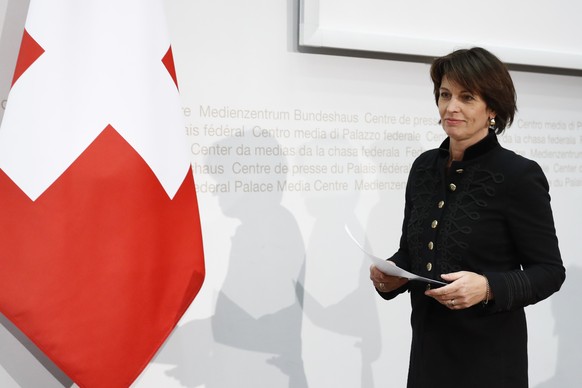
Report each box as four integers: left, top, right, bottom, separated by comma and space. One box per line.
0, 1, 205, 387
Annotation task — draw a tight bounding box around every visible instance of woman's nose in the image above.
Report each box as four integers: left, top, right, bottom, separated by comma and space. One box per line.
446, 97, 461, 112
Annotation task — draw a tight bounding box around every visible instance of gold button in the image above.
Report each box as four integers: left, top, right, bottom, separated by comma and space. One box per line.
438, 200, 445, 208
431, 220, 438, 229
426, 262, 433, 271
426, 284, 432, 290
428, 241, 434, 250
449, 183, 457, 191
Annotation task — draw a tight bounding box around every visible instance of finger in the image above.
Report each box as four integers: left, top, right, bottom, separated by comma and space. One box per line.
425, 283, 453, 298
441, 271, 466, 282
370, 266, 384, 280
375, 282, 386, 291
370, 266, 382, 282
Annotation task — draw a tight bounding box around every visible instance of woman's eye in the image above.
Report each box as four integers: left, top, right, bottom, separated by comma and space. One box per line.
461, 94, 475, 101
439, 91, 450, 99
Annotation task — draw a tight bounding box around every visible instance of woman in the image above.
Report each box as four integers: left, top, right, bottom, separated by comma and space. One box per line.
370, 47, 565, 388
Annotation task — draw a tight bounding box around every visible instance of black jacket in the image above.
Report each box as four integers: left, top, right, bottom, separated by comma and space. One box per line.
380, 131, 565, 388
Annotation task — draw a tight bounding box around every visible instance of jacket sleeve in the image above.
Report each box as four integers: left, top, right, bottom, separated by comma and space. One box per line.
483, 159, 565, 312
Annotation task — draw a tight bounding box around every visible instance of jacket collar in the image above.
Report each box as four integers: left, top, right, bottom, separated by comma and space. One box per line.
438, 130, 499, 163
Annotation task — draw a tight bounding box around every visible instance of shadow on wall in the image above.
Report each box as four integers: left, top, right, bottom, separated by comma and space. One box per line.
297, 136, 382, 388
534, 265, 582, 388
155, 132, 308, 387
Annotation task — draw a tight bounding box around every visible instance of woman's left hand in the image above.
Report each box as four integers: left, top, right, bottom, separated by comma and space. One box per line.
424, 271, 488, 309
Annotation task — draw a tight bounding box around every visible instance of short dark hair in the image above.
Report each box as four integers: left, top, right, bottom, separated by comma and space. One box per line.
430, 47, 517, 134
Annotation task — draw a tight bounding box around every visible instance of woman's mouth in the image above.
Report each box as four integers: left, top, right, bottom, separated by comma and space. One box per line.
444, 118, 464, 125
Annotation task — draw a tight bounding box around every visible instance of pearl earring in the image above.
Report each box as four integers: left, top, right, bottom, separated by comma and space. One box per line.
489, 117, 496, 130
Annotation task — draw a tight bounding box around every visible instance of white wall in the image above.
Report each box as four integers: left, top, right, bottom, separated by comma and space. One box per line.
1, 1, 581, 387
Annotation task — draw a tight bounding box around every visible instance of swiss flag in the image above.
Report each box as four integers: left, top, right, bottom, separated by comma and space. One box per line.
0, 1, 205, 387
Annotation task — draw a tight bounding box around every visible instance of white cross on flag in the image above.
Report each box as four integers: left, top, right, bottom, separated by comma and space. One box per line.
0, 1, 205, 387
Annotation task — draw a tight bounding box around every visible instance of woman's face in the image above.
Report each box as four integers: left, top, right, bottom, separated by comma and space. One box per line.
438, 76, 494, 146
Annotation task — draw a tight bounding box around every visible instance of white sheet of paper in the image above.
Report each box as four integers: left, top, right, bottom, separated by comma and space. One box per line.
345, 225, 446, 286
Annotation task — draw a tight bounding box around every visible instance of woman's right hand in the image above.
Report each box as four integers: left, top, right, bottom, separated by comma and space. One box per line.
369, 263, 408, 293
